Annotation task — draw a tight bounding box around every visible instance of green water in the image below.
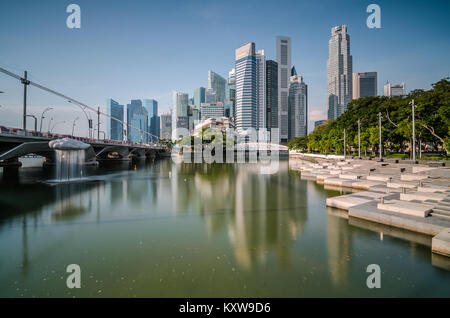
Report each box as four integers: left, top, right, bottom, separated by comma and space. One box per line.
0, 158, 449, 297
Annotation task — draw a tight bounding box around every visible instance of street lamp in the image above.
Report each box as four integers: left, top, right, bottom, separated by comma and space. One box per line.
72, 116, 80, 136
26, 114, 37, 132
357, 118, 361, 159
68, 100, 93, 138
39, 107, 53, 133
410, 99, 416, 162
378, 112, 382, 161
51, 120, 66, 133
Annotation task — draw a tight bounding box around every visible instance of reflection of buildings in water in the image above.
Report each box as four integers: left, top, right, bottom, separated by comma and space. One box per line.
229, 161, 308, 270
326, 208, 353, 286
168, 160, 308, 270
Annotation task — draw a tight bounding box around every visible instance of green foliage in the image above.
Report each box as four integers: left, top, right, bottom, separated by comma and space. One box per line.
304, 78, 450, 155
287, 136, 308, 150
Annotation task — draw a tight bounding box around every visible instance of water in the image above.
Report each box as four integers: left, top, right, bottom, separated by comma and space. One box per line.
54, 149, 85, 182
0, 158, 449, 297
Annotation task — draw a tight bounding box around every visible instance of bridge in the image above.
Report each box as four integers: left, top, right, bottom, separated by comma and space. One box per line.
0, 126, 167, 169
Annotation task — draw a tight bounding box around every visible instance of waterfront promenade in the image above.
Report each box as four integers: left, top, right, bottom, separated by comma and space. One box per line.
289, 152, 450, 260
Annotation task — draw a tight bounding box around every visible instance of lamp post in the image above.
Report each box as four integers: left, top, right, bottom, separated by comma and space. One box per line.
343, 128, 346, 158
378, 112, 382, 161
51, 121, 66, 133
47, 117, 53, 133
68, 100, 93, 138
72, 116, 80, 136
357, 118, 361, 159
39, 107, 53, 133
26, 114, 37, 132
411, 99, 416, 162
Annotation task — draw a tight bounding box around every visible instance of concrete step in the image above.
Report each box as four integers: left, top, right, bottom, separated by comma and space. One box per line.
401, 174, 429, 181
387, 181, 418, 189
367, 174, 391, 182
339, 174, 361, 180
432, 228, 450, 257
430, 213, 450, 221
400, 191, 449, 202
378, 199, 433, 217
417, 185, 450, 193
432, 209, 450, 217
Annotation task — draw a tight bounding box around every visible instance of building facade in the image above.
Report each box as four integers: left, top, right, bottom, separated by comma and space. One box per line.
160, 112, 172, 140
288, 75, 308, 139
200, 102, 225, 120
225, 68, 236, 119
172, 92, 189, 141
235, 42, 257, 131
384, 82, 406, 97
327, 25, 353, 120
127, 99, 148, 143
276, 36, 291, 142
143, 99, 160, 142
352, 72, 377, 99
266, 60, 278, 132
194, 87, 206, 109
208, 70, 226, 103
106, 98, 124, 141
256, 49, 267, 130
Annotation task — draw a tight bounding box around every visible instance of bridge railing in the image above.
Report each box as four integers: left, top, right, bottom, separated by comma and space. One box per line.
0, 125, 163, 149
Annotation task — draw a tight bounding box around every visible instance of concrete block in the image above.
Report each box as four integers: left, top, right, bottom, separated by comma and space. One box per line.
400, 191, 449, 202
387, 181, 418, 189
378, 200, 433, 217
401, 174, 429, 181
367, 174, 392, 182
432, 228, 450, 257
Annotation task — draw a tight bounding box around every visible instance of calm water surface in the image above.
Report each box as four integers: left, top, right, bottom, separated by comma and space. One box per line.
0, 158, 449, 297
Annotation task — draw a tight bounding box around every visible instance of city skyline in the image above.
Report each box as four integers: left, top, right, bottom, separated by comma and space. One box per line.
0, 0, 449, 135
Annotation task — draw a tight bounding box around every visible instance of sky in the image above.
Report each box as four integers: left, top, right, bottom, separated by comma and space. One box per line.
0, 0, 449, 135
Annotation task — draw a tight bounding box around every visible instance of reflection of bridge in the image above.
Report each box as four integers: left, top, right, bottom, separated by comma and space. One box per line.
0, 127, 167, 168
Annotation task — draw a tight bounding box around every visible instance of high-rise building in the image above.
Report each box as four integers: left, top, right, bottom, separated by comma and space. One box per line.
194, 87, 206, 109
205, 88, 217, 103
106, 98, 124, 141
160, 112, 172, 140
276, 36, 291, 142
225, 68, 236, 119
327, 25, 352, 120
256, 49, 266, 130
352, 72, 377, 99
288, 75, 308, 139
200, 102, 225, 120
172, 92, 189, 141
208, 70, 226, 103
266, 60, 278, 132
384, 82, 406, 97
127, 99, 148, 143
143, 99, 160, 142
235, 42, 257, 131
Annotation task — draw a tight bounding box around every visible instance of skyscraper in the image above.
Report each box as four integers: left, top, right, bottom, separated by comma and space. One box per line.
288, 75, 308, 139
225, 68, 236, 119
208, 70, 226, 103
276, 36, 291, 142
143, 99, 160, 142
200, 102, 225, 120
205, 88, 217, 103
327, 25, 352, 120
235, 42, 256, 131
352, 72, 377, 99
194, 87, 206, 109
127, 99, 148, 143
266, 60, 278, 132
160, 112, 172, 140
106, 98, 124, 141
384, 82, 406, 97
172, 92, 189, 141
256, 49, 266, 130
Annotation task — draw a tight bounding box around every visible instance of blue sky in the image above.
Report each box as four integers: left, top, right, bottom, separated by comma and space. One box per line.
0, 0, 449, 135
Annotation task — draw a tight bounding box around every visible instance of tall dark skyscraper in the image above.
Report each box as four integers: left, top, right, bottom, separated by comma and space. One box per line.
266, 60, 278, 132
